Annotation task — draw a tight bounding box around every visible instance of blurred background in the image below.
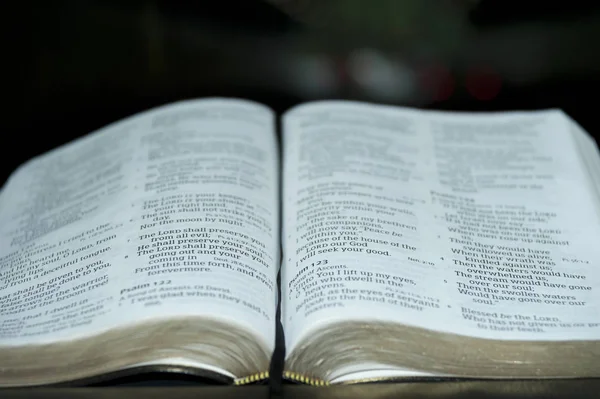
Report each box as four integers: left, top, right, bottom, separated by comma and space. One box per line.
3, 0, 600, 185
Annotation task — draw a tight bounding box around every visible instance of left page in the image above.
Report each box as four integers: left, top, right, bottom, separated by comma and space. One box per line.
0, 99, 279, 369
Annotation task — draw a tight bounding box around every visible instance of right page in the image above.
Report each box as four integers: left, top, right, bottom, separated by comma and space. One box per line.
281, 101, 600, 382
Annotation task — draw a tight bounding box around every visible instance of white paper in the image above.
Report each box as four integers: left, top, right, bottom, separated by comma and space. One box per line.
281, 101, 600, 355
0, 99, 279, 352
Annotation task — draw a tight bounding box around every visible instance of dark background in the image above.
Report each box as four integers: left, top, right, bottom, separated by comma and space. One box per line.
2, 0, 600, 397
3, 0, 600, 185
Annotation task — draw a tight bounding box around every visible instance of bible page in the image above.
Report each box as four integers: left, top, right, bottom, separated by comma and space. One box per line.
281, 101, 600, 357
0, 99, 279, 358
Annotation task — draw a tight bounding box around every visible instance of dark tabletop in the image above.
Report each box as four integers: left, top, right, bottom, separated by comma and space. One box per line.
1, 0, 600, 397
4, 380, 600, 399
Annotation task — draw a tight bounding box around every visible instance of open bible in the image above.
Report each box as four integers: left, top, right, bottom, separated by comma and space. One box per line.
0, 99, 599, 387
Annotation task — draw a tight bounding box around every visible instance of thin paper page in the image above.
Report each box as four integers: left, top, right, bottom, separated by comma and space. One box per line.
0, 99, 279, 351
281, 101, 600, 354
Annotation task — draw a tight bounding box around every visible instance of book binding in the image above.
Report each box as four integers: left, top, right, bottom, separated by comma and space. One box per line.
233, 371, 270, 385
282, 370, 330, 386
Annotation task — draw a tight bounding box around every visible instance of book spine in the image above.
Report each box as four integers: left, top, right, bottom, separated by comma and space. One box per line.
233, 371, 269, 385
283, 370, 330, 386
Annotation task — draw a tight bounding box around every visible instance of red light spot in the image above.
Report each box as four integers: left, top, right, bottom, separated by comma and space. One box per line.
466, 66, 502, 101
